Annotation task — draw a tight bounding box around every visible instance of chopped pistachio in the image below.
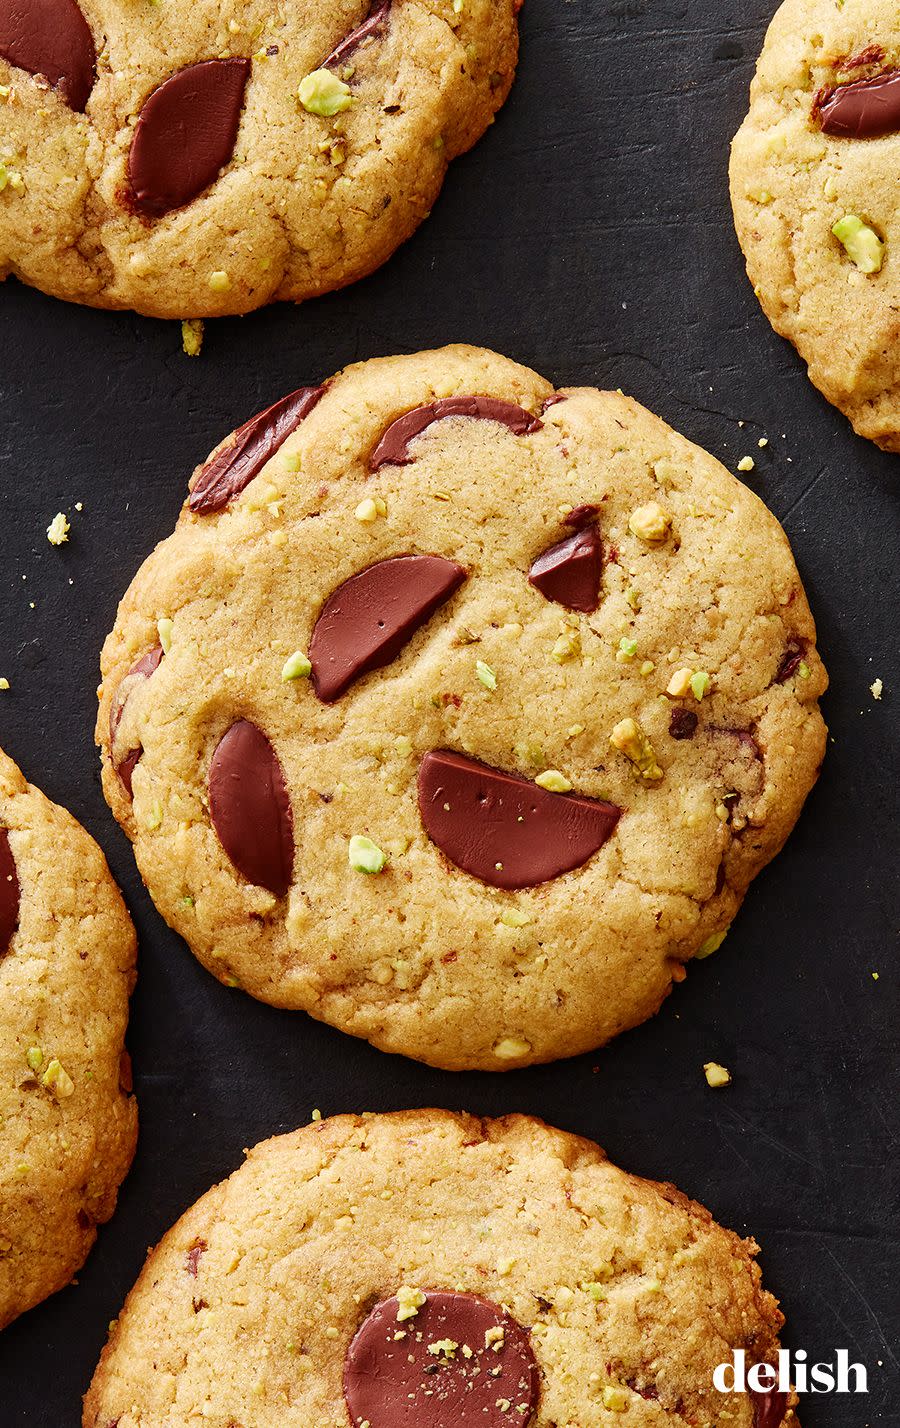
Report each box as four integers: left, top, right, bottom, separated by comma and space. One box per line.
628, 501, 672, 544
639, 660, 655, 676
26, 1046, 43, 1072
703, 1061, 732, 1089
696, 928, 729, 959
41, 1058, 75, 1098
493, 1035, 531, 1060
396, 1286, 427, 1321
610, 717, 663, 781
617, 636, 638, 662
832, 214, 884, 273
689, 670, 711, 701
311, 1108, 322, 1122
0, 678, 9, 691
552, 616, 581, 663
871, 678, 883, 700
535, 769, 572, 793
181, 318, 204, 357
348, 834, 387, 874
798, 661, 810, 679
46, 512, 70, 546
602, 1386, 629, 1411
0, 162, 24, 194
475, 659, 497, 691
208, 270, 231, 292
354, 495, 386, 523
282, 650, 312, 681
499, 908, 532, 928
157, 617, 174, 654
298, 68, 353, 116
737, 456, 755, 473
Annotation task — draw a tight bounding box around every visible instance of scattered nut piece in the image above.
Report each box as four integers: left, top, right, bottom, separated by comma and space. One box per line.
870, 678, 883, 701
282, 650, 312, 681
703, 1061, 732, 1089
46, 512, 70, 546
181, 319, 204, 357
41, 1058, 75, 1098
298, 69, 353, 116
493, 1035, 531, 1060
476, 659, 497, 691
832, 214, 884, 273
348, 835, 387, 874
396, 1286, 427, 1322
696, 928, 729, 960
666, 667, 694, 698
157, 617, 174, 654
689, 670, 711, 701
208, 270, 231, 293
737, 456, 755, 473
602, 1386, 629, 1412
628, 501, 672, 544
609, 717, 663, 781
355, 496, 386, 523
535, 769, 572, 793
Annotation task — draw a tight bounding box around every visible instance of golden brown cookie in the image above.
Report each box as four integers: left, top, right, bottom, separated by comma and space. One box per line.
0, 0, 520, 318
83, 1110, 798, 1428
0, 745, 137, 1331
731, 0, 900, 449
97, 345, 827, 1071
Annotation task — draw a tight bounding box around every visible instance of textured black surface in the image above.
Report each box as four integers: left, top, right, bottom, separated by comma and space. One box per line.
1, 1, 898, 1423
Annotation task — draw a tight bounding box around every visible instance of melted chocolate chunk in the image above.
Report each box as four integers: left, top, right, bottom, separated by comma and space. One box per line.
344, 1291, 540, 1428
0, 826, 19, 958
528, 526, 602, 613
775, 638, 807, 684
323, 0, 392, 70
418, 750, 621, 890
310, 555, 466, 703
0, 0, 95, 111
208, 721, 294, 897
128, 59, 250, 218
190, 386, 325, 514
541, 392, 567, 412
562, 503, 600, 528
817, 68, 900, 139
669, 707, 699, 740
751, 1381, 789, 1428
370, 397, 543, 470
109, 645, 164, 797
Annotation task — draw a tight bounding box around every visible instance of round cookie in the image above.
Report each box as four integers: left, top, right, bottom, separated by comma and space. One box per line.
731, 0, 900, 450
96, 344, 827, 1072
83, 1109, 798, 1428
0, 745, 137, 1330
0, 0, 520, 319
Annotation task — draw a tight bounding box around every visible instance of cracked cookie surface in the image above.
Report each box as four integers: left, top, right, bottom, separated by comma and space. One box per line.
0, 0, 519, 318
0, 745, 137, 1331
83, 1109, 798, 1428
97, 345, 827, 1072
731, 0, 900, 450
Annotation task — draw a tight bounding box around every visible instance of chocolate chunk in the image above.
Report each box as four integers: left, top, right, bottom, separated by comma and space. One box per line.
417, 749, 621, 890
562, 503, 600, 528
185, 1239, 207, 1278
0, 826, 19, 958
751, 1381, 789, 1428
817, 69, 900, 139
528, 526, 603, 613
190, 386, 325, 514
323, 0, 392, 70
669, 708, 698, 740
109, 645, 164, 798
0, 0, 95, 111
775, 638, 807, 684
541, 392, 567, 412
128, 59, 251, 218
310, 555, 466, 703
344, 1291, 540, 1428
370, 397, 543, 470
208, 721, 294, 897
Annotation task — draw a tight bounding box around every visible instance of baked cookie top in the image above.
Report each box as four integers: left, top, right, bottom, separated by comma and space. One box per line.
0, 745, 137, 1331
731, 0, 900, 450
0, 0, 519, 318
83, 1109, 797, 1428
97, 345, 827, 1072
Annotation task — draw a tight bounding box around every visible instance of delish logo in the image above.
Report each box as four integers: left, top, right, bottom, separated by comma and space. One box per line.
714, 1349, 868, 1397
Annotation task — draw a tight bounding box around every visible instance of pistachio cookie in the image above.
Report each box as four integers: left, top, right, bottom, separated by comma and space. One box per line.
84, 1110, 797, 1428
0, 746, 137, 1330
731, 0, 900, 449
0, 0, 519, 318
97, 345, 827, 1071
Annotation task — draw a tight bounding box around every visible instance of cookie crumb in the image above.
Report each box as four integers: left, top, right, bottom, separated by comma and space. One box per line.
870, 678, 883, 700
46, 512, 70, 546
703, 1062, 732, 1089
0, 678, 9, 691
181, 319, 204, 357
737, 456, 755, 473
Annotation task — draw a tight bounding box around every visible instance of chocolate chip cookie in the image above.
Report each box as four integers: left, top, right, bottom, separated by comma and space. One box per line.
83, 1110, 798, 1428
0, 745, 137, 1330
731, 0, 900, 449
0, 0, 519, 318
97, 345, 827, 1071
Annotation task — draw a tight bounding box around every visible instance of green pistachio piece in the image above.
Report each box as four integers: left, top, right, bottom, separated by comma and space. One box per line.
832, 214, 884, 274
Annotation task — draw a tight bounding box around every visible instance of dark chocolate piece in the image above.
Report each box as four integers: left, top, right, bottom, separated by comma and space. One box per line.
109, 645, 164, 797
669, 708, 698, 740
370, 397, 543, 470
208, 721, 294, 897
417, 749, 621, 890
0, 826, 19, 958
344, 1291, 540, 1428
751, 1381, 789, 1428
0, 0, 95, 111
310, 555, 466, 703
541, 392, 568, 412
562, 503, 600, 528
775, 639, 807, 684
190, 386, 325, 514
323, 0, 392, 70
817, 68, 900, 139
128, 59, 250, 218
528, 526, 602, 613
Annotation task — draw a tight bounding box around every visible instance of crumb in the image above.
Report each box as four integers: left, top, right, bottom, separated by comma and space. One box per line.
46, 512, 70, 545
703, 1062, 732, 1089
870, 678, 883, 700
737, 456, 755, 473
182, 319, 204, 357
0, 678, 9, 691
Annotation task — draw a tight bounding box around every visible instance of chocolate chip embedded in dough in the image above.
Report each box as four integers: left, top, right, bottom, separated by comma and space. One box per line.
208, 721, 294, 897
0, 0, 96, 111
189, 386, 325, 514
370, 397, 543, 470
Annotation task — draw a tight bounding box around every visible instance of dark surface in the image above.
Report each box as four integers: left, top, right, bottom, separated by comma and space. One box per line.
1, 0, 898, 1422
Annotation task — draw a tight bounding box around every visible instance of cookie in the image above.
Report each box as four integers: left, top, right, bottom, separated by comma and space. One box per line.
96, 345, 827, 1072
0, 0, 519, 319
731, 0, 900, 450
0, 745, 137, 1330
83, 1109, 798, 1428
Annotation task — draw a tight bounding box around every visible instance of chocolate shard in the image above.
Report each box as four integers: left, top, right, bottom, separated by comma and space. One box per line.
751, 1381, 789, 1428
0, 826, 19, 958
528, 525, 603, 613
323, 0, 392, 70
344, 1291, 540, 1428
208, 721, 294, 897
417, 749, 621, 890
310, 554, 466, 703
128, 58, 251, 218
0, 0, 95, 111
669, 708, 698, 741
817, 68, 900, 140
370, 397, 543, 470
109, 645, 165, 798
190, 386, 325, 514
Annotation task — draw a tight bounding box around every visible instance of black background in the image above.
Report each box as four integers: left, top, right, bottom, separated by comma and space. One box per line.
1, 0, 897, 1422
